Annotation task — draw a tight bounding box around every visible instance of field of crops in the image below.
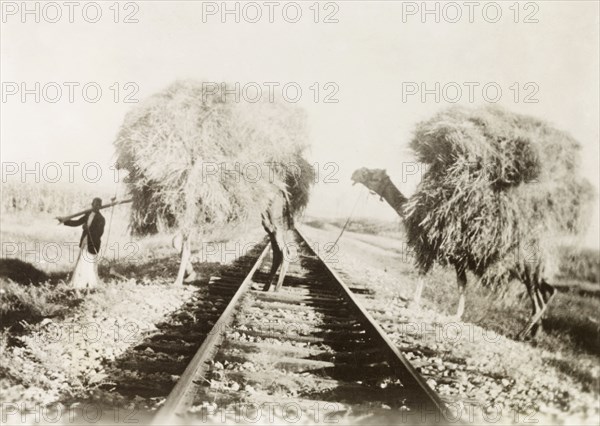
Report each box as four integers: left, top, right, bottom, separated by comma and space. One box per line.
1, 181, 114, 216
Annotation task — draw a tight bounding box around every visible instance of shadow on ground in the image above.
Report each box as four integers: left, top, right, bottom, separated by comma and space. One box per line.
93, 242, 268, 407
0, 259, 75, 333
0, 258, 55, 285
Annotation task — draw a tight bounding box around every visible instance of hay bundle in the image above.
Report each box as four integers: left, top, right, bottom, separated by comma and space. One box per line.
285, 154, 315, 215
404, 105, 594, 284
114, 80, 312, 235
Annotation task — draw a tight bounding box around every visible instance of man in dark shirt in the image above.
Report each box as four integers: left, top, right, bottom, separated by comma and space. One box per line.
58, 197, 105, 290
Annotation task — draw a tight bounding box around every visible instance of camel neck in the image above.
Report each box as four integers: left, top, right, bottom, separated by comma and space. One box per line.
377, 176, 407, 217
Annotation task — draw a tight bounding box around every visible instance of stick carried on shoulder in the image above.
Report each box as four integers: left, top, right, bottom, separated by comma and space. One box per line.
56, 198, 132, 223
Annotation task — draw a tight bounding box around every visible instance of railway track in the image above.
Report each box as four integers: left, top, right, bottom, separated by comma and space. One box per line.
152, 228, 449, 424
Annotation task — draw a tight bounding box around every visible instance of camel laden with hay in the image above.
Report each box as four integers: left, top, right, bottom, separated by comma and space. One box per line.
114, 80, 314, 289
352, 105, 594, 338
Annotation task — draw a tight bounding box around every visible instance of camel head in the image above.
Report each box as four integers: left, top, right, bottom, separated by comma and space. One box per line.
351, 168, 390, 195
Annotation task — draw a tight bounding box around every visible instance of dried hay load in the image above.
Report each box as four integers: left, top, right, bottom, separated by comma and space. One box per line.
114, 80, 312, 235
404, 105, 594, 284
285, 154, 315, 215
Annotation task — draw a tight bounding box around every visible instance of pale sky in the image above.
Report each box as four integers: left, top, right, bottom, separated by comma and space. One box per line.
1, 1, 598, 246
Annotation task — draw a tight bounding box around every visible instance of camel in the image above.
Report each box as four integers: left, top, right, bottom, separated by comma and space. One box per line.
351, 167, 556, 339
172, 189, 294, 292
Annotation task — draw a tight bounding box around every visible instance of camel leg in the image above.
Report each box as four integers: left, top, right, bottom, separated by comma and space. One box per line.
539, 280, 557, 332
263, 232, 282, 292
518, 291, 542, 340
174, 235, 191, 286
274, 241, 291, 292
455, 266, 467, 320
532, 282, 547, 336
183, 236, 197, 283
529, 279, 556, 337
410, 276, 425, 309
518, 277, 555, 340
517, 276, 537, 340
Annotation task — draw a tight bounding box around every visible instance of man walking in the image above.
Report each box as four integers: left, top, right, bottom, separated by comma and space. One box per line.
58, 197, 105, 291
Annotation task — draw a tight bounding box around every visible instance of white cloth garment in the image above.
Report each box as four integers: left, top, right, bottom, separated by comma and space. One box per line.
70, 212, 99, 290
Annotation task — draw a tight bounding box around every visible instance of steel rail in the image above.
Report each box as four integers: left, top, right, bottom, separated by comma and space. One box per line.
295, 227, 450, 423
152, 240, 271, 425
